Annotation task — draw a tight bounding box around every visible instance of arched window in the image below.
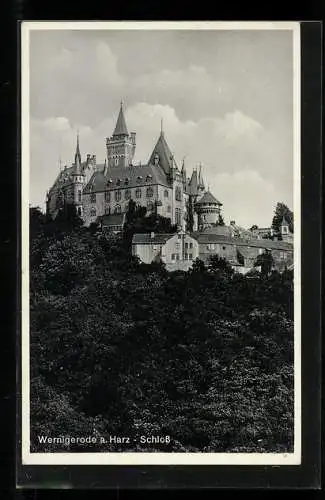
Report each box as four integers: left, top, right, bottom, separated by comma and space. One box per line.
90, 208, 96, 217
115, 191, 121, 201
146, 187, 153, 198
105, 191, 110, 202
115, 204, 121, 214
135, 188, 142, 198
164, 190, 169, 198
78, 190, 82, 202
125, 189, 131, 200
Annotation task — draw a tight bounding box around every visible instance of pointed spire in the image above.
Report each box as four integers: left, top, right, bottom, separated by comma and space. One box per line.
161, 118, 164, 136
181, 157, 186, 173
73, 132, 82, 174
113, 100, 129, 136
198, 163, 205, 189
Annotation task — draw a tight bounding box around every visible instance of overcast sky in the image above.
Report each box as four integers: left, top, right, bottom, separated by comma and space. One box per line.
29, 28, 294, 228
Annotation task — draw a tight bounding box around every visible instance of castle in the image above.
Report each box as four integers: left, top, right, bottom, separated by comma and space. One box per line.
46, 101, 222, 233
46, 102, 293, 274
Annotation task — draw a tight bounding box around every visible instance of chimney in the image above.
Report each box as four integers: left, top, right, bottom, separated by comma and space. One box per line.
150, 231, 155, 239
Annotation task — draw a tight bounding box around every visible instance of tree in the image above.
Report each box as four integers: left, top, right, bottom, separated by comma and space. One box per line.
272, 203, 293, 235
254, 249, 274, 277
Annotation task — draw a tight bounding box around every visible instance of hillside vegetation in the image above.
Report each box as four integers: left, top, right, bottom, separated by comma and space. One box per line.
29, 206, 294, 453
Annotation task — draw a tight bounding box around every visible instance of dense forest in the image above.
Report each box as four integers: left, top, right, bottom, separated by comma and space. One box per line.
29, 205, 294, 453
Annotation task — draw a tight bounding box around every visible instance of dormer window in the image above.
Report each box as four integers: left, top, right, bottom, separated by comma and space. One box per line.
137, 176, 143, 182
107, 179, 113, 185
116, 179, 121, 186
146, 174, 152, 182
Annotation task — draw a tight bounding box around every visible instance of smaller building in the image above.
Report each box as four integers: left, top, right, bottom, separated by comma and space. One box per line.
192, 226, 293, 274
97, 213, 126, 234
132, 230, 199, 271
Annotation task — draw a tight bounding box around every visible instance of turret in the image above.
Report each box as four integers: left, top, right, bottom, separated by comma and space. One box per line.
195, 189, 223, 231
71, 133, 85, 216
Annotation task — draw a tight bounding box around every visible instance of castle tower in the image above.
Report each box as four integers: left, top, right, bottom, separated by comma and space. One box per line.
106, 101, 136, 168
71, 133, 85, 216
195, 189, 223, 231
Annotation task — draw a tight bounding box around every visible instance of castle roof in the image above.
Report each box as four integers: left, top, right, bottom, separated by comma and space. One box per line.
83, 163, 170, 194
195, 190, 222, 206
113, 102, 129, 137
148, 131, 176, 175
188, 170, 198, 195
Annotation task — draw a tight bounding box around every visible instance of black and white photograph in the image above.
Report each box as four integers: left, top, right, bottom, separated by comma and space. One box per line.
21, 21, 301, 466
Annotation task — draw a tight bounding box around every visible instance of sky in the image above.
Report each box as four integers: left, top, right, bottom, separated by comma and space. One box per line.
28, 27, 295, 228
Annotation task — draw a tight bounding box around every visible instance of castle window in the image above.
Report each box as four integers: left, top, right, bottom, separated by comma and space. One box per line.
146, 187, 153, 198
105, 191, 110, 202
185, 253, 188, 260
90, 208, 96, 217
125, 178, 129, 185
147, 201, 154, 211
114, 205, 121, 214
176, 254, 180, 261
164, 190, 169, 198
90, 193, 96, 203
125, 189, 131, 200
185, 242, 188, 249
175, 187, 182, 201
115, 158, 119, 166
167, 205, 171, 213
189, 253, 193, 260
171, 254, 176, 260
105, 205, 110, 215
78, 207, 82, 216
78, 190, 82, 202
135, 188, 142, 198
115, 191, 121, 201
189, 242, 193, 249
176, 243, 180, 250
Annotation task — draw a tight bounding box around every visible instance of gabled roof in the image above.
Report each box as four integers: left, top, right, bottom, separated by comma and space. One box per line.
132, 233, 174, 245
195, 190, 222, 206
148, 131, 176, 175
113, 102, 129, 137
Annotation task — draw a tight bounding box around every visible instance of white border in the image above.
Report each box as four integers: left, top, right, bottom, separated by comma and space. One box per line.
21, 21, 301, 466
